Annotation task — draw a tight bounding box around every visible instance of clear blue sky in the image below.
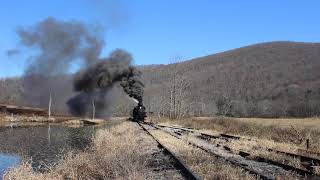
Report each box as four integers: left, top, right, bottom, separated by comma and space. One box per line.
0, 0, 320, 78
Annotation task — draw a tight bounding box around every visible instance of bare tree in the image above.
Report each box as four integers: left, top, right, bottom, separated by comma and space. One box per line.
175, 75, 190, 119
216, 95, 233, 116
167, 56, 191, 119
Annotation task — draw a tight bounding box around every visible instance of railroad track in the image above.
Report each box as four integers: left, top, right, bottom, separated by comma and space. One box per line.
156, 123, 320, 168
137, 122, 201, 180
148, 122, 320, 179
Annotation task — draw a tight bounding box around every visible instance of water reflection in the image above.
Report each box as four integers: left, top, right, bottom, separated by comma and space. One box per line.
0, 122, 115, 177
0, 154, 21, 178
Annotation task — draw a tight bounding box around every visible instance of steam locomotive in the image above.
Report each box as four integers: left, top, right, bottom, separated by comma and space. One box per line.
132, 101, 147, 122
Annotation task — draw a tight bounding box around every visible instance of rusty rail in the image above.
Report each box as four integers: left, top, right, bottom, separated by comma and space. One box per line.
153, 123, 320, 179
138, 122, 201, 180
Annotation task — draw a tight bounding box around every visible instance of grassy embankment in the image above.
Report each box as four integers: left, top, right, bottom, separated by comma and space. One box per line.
4, 122, 157, 179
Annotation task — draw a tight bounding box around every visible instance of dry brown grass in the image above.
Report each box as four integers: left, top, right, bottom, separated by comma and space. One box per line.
223, 138, 305, 171
151, 116, 320, 153
150, 116, 320, 175
237, 117, 320, 129
0, 113, 50, 123
4, 122, 159, 180
150, 129, 256, 180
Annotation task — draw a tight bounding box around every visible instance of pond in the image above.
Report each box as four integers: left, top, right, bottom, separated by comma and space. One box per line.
0, 154, 20, 178
0, 122, 115, 178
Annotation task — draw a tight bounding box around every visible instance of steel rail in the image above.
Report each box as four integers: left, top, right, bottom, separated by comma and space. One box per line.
138, 122, 201, 180
153, 123, 320, 179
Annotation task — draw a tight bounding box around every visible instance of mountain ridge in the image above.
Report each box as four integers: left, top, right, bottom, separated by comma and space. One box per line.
141, 41, 320, 117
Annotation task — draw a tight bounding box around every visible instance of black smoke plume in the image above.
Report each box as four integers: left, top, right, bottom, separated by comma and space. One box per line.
17, 17, 104, 110
15, 17, 143, 117
18, 17, 103, 75
68, 49, 144, 117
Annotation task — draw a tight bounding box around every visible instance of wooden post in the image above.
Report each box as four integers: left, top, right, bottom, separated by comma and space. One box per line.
48, 92, 52, 120
10, 113, 13, 129
92, 99, 95, 120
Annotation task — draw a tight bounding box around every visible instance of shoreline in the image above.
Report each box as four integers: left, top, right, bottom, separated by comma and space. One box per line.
0, 113, 128, 127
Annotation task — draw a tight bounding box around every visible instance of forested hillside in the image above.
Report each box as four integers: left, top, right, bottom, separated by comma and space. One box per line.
1, 41, 320, 117
140, 41, 320, 118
